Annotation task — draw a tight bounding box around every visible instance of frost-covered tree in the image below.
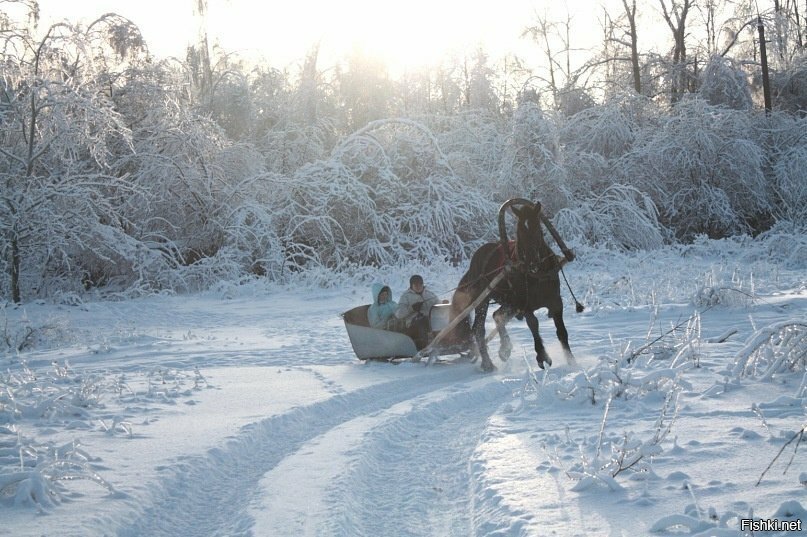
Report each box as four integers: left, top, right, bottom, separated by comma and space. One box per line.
623, 98, 770, 239
462, 48, 498, 112
335, 51, 393, 132
255, 55, 340, 176
697, 55, 753, 109
497, 93, 566, 213
265, 119, 495, 270
768, 113, 807, 224
559, 93, 658, 199
770, 53, 807, 112
0, 15, 144, 302
658, 0, 695, 104
111, 85, 267, 289
561, 92, 655, 161
432, 109, 508, 191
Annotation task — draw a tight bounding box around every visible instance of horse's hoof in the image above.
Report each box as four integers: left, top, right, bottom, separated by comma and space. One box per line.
537, 355, 552, 369
481, 361, 497, 373
499, 341, 512, 362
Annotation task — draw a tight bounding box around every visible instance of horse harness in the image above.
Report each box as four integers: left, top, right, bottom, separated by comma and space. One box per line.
478, 238, 561, 315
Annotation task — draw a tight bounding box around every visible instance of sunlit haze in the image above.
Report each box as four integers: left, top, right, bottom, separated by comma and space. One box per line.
35, 0, 610, 72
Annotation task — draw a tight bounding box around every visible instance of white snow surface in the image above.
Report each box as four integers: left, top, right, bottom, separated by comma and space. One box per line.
2, 240, 806, 537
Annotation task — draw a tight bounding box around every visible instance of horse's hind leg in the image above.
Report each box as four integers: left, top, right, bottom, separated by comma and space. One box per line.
492, 306, 514, 361
472, 300, 495, 372
551, 308, 577, 367
524, 311, 551, 369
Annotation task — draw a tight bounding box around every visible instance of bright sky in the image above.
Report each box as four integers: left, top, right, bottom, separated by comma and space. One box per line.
36, 0, 617, 72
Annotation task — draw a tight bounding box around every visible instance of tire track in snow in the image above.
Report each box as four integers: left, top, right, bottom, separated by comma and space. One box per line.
316, 375, 513, 537
107, 366, 487, 537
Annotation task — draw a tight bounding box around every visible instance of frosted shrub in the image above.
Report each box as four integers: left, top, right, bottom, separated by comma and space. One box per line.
555, 85, 596, 117
771, 141, 807, 225
751, 220, 807, 269
560, 93, 654, 160
624, 99, 769, 239
0, 432, 115, 510
693, 285, 754, 308
732, 320, 807, 380
691, 264, 755, 309
1, 308, 73, 354
262, 118, 337, 175
698, 55, 753, 110
554, 184, 665, 250
431, 110, 508, 191
498, 99, 567, 214
268, 118, 495, 271
524, 344, 685, 490
771, 53, 807, 113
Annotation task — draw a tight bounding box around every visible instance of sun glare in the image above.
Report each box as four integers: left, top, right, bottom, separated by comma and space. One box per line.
210, 0, 526, 72
36, 1, 608, 74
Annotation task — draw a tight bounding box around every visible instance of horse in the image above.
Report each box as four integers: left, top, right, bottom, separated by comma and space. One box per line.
449, 198, 577, 372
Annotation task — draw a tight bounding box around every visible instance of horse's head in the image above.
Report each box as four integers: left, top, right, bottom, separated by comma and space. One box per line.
511, 201, 557, 276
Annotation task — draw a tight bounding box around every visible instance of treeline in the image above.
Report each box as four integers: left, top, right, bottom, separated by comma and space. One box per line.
1, 1, 805, 302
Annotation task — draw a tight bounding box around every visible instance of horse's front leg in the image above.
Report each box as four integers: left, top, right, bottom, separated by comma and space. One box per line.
472, 300, 495, 372
492, 306, 514, 361
551, 308, 577, 367
524, 311, 551, 369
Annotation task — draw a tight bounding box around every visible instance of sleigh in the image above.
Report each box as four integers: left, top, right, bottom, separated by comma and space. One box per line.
342, 197, 579, 368
341, 303, 472, 363
342, 267, 517, 365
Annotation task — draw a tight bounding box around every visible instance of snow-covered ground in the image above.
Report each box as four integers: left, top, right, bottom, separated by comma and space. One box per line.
2, 239, 806, 537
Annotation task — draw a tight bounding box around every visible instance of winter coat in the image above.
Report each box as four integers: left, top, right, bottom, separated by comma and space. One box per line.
368, 283, 398, 329
395, 286, 439, 327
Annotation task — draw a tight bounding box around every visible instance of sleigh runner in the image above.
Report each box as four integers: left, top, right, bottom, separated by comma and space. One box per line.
342, 198, 580, 368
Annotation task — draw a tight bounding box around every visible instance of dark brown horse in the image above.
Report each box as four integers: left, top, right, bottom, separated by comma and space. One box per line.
450, 198, 577, 372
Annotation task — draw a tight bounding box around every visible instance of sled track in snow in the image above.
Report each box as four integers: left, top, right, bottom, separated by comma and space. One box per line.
319, 375, 511, 536
106, 366, 511, 537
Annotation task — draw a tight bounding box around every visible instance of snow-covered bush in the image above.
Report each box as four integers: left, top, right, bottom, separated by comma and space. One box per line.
623, 99, 769, 239
560, 93, 655, 161
262, 118, 338, 175
769, 116, 807, 225
554, 184, 665, 250
0, 431, 116, 510
697, 55, 753, 110
1, 306, 74, 354
498, 99, 567, 214
750, 220, 807, 269
109, 82, 284, 292
267, 118, 495, 270
771, 53, 807, 113
691, 260, 756, 309
731, 320, 807, 380
555, 85, 596, 117
431, 109, 508, 191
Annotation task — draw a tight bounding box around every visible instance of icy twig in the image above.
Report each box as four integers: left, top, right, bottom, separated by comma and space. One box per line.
756, 424, 807, 486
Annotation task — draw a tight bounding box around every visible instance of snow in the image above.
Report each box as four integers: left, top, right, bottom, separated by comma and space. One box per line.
2, 239, 806, 536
